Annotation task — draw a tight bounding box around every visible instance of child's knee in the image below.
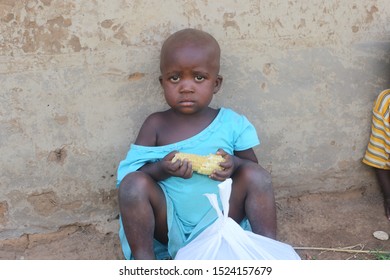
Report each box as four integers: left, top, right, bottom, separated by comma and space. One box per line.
118, 171, 154, 201
236, 163, 272, 190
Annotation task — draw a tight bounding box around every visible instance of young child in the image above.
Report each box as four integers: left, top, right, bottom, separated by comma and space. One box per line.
117, 28, 276, 260
363, 89, 390, 221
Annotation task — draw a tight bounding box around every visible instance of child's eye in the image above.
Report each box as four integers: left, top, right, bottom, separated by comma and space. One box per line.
169, 75, 180, 83
194, 75, 205, 82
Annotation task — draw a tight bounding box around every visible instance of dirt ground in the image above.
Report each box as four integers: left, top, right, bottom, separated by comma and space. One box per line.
277, 185, 390, 260
1, 185, 389, 260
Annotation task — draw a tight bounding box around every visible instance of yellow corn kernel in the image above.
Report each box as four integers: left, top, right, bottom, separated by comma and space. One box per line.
172, 152, 225, 175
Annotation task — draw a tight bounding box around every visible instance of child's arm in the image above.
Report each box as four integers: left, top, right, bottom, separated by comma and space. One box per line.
139, 151, 193, 181
233, 149, 258, 164
210, 148, 258, 181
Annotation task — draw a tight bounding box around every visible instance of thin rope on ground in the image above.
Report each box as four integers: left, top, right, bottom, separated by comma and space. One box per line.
294, 244, 390, 255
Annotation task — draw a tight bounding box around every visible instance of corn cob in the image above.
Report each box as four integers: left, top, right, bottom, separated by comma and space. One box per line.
172, 152, 225, 175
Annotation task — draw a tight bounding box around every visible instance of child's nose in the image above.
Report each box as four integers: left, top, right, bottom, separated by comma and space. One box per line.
179, 79, 195, 93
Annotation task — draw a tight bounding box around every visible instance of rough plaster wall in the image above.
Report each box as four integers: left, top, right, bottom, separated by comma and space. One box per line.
1, 0, 390, 240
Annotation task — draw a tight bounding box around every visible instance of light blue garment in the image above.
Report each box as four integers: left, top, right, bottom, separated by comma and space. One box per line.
116, 107, 260, 259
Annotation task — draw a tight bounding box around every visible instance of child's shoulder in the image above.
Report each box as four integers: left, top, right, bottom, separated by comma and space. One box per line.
143, 110, 167, 125
135, 110, 170, 146
374, 89, 390, 113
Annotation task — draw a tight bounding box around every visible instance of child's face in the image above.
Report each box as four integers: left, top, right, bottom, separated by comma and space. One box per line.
159, 43, 222, 115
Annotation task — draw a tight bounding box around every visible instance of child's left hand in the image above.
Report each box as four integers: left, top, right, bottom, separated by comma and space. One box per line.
210, 148, 234, 181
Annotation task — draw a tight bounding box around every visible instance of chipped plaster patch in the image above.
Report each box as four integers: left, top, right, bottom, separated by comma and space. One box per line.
27, 191, 59, 216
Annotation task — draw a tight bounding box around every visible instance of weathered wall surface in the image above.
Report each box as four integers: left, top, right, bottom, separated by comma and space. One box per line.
1, 0, 390, 246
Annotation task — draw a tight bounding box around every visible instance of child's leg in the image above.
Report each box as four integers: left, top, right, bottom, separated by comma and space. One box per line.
229, 162, 276, 239
118, 171, 168, 259
374, 168, 390, 221
385, 198, 390, 221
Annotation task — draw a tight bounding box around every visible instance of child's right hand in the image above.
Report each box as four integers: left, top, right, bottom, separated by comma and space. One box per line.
161, 151, 193, 179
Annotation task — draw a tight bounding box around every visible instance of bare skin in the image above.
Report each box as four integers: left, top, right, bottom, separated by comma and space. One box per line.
374, 169, 390, 221
118, 28, 276, 259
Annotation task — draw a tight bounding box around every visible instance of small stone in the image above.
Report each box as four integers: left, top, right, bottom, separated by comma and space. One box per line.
373, 231, 389, 241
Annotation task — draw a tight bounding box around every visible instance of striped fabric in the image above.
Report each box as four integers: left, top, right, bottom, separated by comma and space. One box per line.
363, 89, 390, 169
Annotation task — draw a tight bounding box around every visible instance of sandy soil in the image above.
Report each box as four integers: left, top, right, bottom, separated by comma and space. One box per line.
1, 186, 389, 260
277, 185, 390, 260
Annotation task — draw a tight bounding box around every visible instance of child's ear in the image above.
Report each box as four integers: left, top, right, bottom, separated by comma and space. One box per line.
213, 75, 223, 94
159, 75, 163, 86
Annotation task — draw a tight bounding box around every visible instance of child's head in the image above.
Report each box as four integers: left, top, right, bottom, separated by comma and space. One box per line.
159, 28, 223, 114
160, 28, 221, 74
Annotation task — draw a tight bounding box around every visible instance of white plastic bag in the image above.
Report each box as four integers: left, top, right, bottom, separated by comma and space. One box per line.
175, 178, 301, 260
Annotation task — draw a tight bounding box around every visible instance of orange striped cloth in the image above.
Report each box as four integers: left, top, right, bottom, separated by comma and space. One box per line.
363, 89, 390, 169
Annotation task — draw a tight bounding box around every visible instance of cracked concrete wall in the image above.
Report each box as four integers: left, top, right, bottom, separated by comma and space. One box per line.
1, 0, 390, 241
